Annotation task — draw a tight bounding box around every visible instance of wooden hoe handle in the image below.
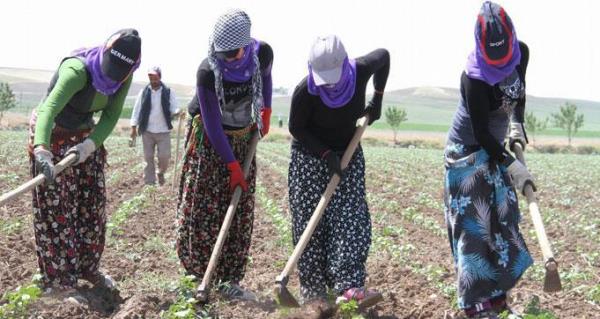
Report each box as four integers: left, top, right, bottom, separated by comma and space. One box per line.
512, 143, 556, 263
277, 116, 370, 282
0, 153, 77, 207
198, 132, 260, 293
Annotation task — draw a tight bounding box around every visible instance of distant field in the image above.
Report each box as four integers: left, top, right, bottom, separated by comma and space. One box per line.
271, 92, 600, 133
271, 97, 600, 138
366, 121, 600, 138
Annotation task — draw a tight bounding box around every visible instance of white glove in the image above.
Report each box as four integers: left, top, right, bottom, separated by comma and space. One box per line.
33, 147, 55, 184
66, 138, 97, 165
509, 122, 528, 151
507, 160, 536, 195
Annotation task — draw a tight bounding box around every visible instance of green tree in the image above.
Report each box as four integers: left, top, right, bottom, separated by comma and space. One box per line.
0, 82, 17, 125
524, 111, 548, 144
551, 102, 584, 146
385, 106, 407, 144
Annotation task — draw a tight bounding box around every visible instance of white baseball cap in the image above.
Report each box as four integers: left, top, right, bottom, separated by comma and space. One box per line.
147, 66, 161, 76
309, 35, 348, 86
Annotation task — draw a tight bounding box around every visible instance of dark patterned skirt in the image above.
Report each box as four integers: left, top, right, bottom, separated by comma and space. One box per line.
288, 143, 371, 300
176, 116, 256, 284
28, 112, 107, 288
443, 142, 533, 309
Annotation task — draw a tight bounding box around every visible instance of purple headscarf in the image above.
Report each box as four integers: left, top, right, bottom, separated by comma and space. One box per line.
71, 46, 140, 96
465, 2, 521, 85
217, 39, 260, 83
307, 57, 357, 108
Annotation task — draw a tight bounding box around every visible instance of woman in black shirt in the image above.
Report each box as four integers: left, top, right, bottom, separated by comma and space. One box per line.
288, 35, 389, 308
444, 2, 535, 318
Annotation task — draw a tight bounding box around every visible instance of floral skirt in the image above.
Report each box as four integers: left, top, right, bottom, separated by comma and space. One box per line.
28, 113, 107, 288
288, 144, 371, 299
176, 116, 256, 284
443, 142, 533, 309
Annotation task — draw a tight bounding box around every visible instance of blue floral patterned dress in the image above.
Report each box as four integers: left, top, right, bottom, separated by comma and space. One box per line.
444, 143, 533, 309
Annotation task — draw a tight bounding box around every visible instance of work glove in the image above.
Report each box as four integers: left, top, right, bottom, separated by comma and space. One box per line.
363, 94, 382, 125
34, 146, 55, 184
507, 159, 537, 195
509, 122, 528, 151
66, 138, 97, 165
227, 161, 248, 192
323, 150, 344, 179
260, 107, 272, 137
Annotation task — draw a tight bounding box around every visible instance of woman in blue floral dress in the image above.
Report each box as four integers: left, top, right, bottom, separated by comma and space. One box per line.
444, 2, 536, 318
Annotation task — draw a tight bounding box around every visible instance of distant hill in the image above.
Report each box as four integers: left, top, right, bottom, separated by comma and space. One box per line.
1, 67, 291, 110
2, 67, 599, 132
0, 67, 196, 110
382, 87, 600, 131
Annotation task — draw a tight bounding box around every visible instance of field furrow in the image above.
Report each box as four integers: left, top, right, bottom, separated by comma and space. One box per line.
1, 134, 598, 318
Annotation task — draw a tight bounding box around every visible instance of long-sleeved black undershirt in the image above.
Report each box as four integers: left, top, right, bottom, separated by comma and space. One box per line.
463, 41, 529, 163
289, 48, 390, 157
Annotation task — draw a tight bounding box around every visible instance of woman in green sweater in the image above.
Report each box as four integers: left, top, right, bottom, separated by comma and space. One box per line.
29, 29, 141, 297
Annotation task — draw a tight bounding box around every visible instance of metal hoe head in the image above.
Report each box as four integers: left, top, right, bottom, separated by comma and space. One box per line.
274, 275, 300, 308
543, 258, 562, 293
196, 283, 209, 304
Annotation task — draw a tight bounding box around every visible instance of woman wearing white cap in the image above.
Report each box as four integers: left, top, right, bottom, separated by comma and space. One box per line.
288, 35, 389, 307
176, 9, 273, 300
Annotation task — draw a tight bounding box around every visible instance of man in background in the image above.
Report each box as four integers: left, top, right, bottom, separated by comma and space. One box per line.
131, 66, 180, 185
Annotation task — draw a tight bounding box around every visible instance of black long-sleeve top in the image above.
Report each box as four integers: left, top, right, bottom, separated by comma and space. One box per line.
448, 41, 529, 163
289, 49, 390, 157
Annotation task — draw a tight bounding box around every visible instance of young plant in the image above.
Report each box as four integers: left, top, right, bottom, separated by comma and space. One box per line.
513, 296, 557, 319
0, 217, 24, 235
586, 284, 600, 305
107, 186, 156, 238
0, 275, 43, 318
256, 182, 293, 249
338, 299, 364, 319
161, 275, 211, 319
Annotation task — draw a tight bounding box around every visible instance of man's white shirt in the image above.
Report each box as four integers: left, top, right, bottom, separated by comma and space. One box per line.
131, 86, 179, 133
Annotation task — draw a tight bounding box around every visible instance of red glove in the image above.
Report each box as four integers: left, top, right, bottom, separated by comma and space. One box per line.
260, 107, 272, 137
227, 161, 248, 192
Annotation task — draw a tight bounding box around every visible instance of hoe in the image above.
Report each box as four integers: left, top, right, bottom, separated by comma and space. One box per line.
512, 142, 562, 293
196, 132, 260, 302
274, 115, 375, 308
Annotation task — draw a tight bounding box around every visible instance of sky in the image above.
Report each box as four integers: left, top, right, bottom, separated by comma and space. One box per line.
1, 0, 598, 101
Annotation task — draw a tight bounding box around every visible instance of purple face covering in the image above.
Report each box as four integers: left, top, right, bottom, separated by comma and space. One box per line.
217, 39, 259, 83
465, 40, 521, 86
465, 3, 521, 86
307, 57, 356, 108
72, 46, 140, 95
